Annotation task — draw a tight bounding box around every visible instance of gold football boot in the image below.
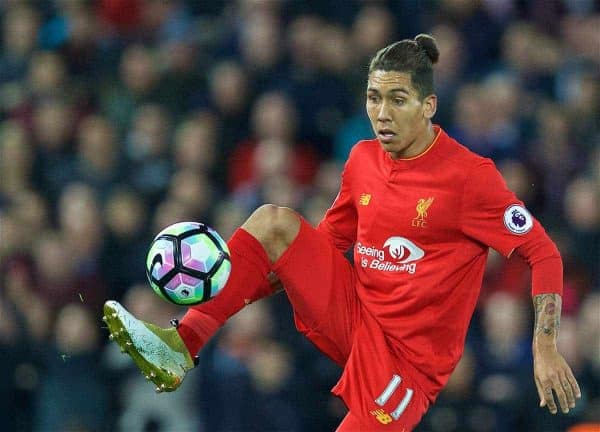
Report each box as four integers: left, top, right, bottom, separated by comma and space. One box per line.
102, 300, 196, 393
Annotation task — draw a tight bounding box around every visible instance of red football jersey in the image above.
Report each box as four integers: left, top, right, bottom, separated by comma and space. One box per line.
317, 126, 560, 401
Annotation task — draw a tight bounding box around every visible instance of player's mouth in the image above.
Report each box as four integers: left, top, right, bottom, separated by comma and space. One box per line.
377, 128, 397, 143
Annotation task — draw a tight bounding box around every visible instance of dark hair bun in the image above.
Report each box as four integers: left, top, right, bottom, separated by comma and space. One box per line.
415, 34, 439, 64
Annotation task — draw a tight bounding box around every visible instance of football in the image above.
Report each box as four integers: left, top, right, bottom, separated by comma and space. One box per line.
145, 222, 231, 305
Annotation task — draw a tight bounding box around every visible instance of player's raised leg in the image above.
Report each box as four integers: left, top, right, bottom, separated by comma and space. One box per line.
103, 204, 299, 392
177, 204, 299, 352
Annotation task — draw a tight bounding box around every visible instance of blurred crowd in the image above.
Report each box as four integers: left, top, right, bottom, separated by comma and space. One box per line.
0, 0, 598, 431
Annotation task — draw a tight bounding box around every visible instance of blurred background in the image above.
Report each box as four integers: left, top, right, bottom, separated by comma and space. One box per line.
0, 0, 598, 431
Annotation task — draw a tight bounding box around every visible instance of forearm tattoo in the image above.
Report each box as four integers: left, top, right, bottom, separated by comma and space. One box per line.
533, 294, 561, 340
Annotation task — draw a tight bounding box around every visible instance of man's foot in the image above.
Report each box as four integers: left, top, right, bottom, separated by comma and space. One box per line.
102, 300, 196, 393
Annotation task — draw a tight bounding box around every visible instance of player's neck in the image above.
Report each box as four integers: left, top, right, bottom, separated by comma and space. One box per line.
394, 123, 437, 160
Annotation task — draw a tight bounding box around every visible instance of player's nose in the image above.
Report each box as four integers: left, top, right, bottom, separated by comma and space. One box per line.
377, 102, 392, 122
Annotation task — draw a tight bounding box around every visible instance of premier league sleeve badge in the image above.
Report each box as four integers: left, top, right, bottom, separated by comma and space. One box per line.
503, 204, 534, 235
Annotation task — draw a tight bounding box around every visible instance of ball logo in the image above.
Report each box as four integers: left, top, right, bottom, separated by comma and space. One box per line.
151, 254, 163, 279
383, 237, 424, 263
149, 239, 176, 280
503, 204, 533, 235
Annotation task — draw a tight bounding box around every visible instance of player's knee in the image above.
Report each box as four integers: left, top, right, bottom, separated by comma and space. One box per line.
247, 204, 300, 241
271, 205, 301, 243
243, 204, 301, 260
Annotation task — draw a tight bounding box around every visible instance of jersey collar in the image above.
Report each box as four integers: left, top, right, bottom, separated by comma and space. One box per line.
383, 125, 446, 171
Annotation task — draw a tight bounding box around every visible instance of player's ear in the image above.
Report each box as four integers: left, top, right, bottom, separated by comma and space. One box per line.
422, 94, 437, 119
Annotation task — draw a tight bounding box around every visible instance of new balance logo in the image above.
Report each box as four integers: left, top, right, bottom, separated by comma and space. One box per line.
370, 409, 393, 425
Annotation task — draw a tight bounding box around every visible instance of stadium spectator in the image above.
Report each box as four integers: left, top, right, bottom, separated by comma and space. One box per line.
33, 304, 110, 431
173, 112, 219, 177
204, 60, 252, 157
0, 122, 34, 200
74, 114, 123, 196
125, 103, 173, 205
100, 45, 163, 132
0, 4, 39, 85
228, 91, 319, 198
103, 187, 149, 298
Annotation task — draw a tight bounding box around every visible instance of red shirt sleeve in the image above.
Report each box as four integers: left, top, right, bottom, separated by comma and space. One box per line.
316, 156, 358, 253
461, 159, 562, 295
516, 237, 563, 296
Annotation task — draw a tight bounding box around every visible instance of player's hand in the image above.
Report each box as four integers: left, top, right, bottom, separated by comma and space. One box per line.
533, 345, 581, 414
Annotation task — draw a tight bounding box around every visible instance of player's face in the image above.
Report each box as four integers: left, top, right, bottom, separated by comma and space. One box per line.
366, 70, 437, 159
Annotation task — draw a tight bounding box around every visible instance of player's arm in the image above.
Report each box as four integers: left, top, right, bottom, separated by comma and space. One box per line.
510, 206, 582, 415
531, 291, 580, 414
461, 159, 581, 414
517, 236, 581, 414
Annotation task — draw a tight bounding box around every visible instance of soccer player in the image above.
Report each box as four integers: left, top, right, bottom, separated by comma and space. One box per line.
104, 34, 581, 430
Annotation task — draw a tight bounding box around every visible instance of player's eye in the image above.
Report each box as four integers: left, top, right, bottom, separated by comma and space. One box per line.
367, 94, 380, 103
394, 98, 405, 105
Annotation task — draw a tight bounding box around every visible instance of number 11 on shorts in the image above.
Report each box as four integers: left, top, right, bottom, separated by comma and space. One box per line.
374, 374, 414, 421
